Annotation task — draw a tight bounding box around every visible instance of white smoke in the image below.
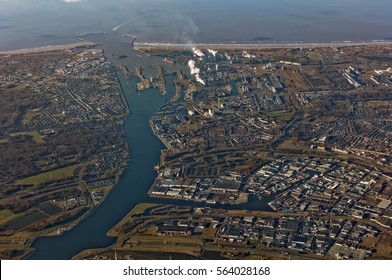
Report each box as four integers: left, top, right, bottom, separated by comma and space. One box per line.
207, 49, 218, 57
243, 51, 256, 58
192, 47, 204, 57
188, 60, 205, 85
62, 0, 80, 3
188, 60, 199, 75
195, 76, 205, 85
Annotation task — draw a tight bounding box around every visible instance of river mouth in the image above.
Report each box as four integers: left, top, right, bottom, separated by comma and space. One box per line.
78, 31, 166, 75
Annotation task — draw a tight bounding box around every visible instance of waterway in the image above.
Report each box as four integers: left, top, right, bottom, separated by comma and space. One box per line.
29, 80, 166, 259
27, 30, 274, 259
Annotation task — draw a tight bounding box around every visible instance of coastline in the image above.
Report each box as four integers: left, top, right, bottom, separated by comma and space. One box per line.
2, 40, 392, 56
0, 42, 96, 55
135, 40, 392, 50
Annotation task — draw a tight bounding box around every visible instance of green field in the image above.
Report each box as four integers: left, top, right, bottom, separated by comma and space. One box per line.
268, 110, 292, 121
10, 131, 44, 143
16, 166, 77, 185
129, 203, 158, 216
0, 209, 21, 226
22, 110, 42, 125
0, 209, 14, 222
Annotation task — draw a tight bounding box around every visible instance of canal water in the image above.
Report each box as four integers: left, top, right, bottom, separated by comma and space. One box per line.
28, 31, 272, 259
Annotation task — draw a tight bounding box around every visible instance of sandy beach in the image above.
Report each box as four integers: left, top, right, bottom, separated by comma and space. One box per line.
0, 42, 96, 55
135, 41, 392, 51
2, 40, 391, 56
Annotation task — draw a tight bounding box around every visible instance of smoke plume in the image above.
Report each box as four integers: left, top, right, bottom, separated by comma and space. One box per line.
192, 47, 205, 57
207, 49, 218, 57
188, 60, 205, 85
